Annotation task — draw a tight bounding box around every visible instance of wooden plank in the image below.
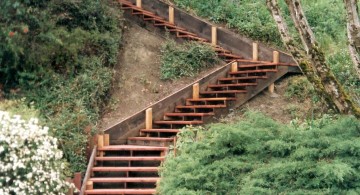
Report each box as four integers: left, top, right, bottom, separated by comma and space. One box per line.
79, 146, 97, 195
169, 6, 174, 24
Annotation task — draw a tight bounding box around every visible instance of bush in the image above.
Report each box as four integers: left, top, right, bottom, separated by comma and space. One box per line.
0, 0, 123, 173
0, 111, 73, 194
285, 76, 315, 101
160, 40, 219, 80
159, 112, 360, 194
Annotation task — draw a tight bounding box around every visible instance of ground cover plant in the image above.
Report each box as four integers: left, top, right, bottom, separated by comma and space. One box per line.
160, 40, 219, 80
0, 0, 123, 173
159, 111, 360, 194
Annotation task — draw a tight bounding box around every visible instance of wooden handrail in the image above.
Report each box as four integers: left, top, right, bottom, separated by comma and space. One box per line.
79, 145, 97, 195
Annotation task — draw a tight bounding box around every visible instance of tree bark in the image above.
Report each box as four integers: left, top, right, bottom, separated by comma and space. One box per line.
343, 0, 360, 78
266, 0, 360, 117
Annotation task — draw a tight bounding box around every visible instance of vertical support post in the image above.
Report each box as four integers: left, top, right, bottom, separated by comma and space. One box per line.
273, 51, 280, 64
136, 0, 142, 8
66, 178, 74, 195
211, 26, 217, 46
97, 135, 104, 157
145, 108, 153, 130
252, 42, 259, 61
192, 83, 200, 100
268, 51, 280, 93
86, 181, 93, 190
231, 62, 238, 72
74, 172, 82, 191
169, 6, 175, 24
104, 134, 109, 146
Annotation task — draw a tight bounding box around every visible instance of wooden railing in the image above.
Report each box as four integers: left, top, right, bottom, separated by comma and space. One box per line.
79, 146, 97, 195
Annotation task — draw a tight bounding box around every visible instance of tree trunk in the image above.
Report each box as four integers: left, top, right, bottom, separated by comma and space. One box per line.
266, 0, 360, 117
343, 0, 360, 78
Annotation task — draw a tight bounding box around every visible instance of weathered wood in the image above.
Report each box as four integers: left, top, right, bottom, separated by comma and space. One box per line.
136, 0, 141, 8
231, 62, 238, 72
253, 42, 259, 61
273, 51, 280, 64
145, 108, 153, 130
193, 83, 200, 100
97, 135, 104, 157
169, 6, 174, 24
74, 172, 82, 191
211, 26, 217, 46
104, 134, 110, 146
86, 181, 93, 190
66, 178, 74, 195
80, 146, 97, 195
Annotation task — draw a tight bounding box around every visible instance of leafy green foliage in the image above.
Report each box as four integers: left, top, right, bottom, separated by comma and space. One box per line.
159, 112, 360, 194
160, 40, 219, 80
172, 0, 360, 101
0, 0, 123, 173
285, 76, 315, 101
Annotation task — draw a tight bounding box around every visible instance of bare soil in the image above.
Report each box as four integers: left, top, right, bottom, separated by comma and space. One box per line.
222, 75, 326, 124
99, 20, 322, 130
98, 21, 223, 130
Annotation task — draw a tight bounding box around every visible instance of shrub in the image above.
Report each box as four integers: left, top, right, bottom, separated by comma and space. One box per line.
0, 111, 73, 194
0, 0, 123, 174
160, 40, 219, 80
159, 111, 360, 194
285, 76, 315, 101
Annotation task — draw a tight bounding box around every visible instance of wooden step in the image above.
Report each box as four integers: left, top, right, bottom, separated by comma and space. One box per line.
229, 69, 278, 75
208, 83, 257, 88
164, 112, 215, 117
218, 76, 268, 81
176, 105, 226, 109
98, 145, 168, 151
153, 120, 203, 125
89, 177, 159, 183
140, 129, 180, 133
153, 21, 186, 30
85, 189, 156, 195
238, 63, 278, 68
91, 167, 158, 172
95, 156, 165, 161
186, 97, 237, 101
128, 137, 174, 142
200, 90, 247, 95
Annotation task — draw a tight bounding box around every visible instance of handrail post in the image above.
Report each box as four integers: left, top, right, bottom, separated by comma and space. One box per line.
192, 83, 200, 100
145, 108, 153, 130
253, 42, 259, 61
169, 6, 175, 24
231, 62, 238, 72
268, 51, 280, 93
97, 135, 104, 157
136, 0, 141, 8
211, 26, 217, 46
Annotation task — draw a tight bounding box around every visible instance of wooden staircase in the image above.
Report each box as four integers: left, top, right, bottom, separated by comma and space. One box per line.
80, 0, 299, 194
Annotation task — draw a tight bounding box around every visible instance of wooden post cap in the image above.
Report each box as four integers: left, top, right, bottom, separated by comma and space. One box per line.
192, 83, 200, 100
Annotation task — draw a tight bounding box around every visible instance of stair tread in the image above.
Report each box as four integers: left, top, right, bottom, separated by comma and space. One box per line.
164, 112, 215, 116
91, 167, 159, 172
89, 177, 159, 183
238, 63, 278, 68
140, 129, 180, 133
218, 76, 268, 81
176, 105, 226, 108
95, 156, 165, 161
98, 145, 167, 151
229, 69, 277, 74
154, 120, 204, 124
186, 97, 236, 101
128, 137, 174, 141
168, 28, 197, 36
200, 90, 247, 94
208, 83, 257, 87
218, 53, 243, 59
85, 189, 156, 195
